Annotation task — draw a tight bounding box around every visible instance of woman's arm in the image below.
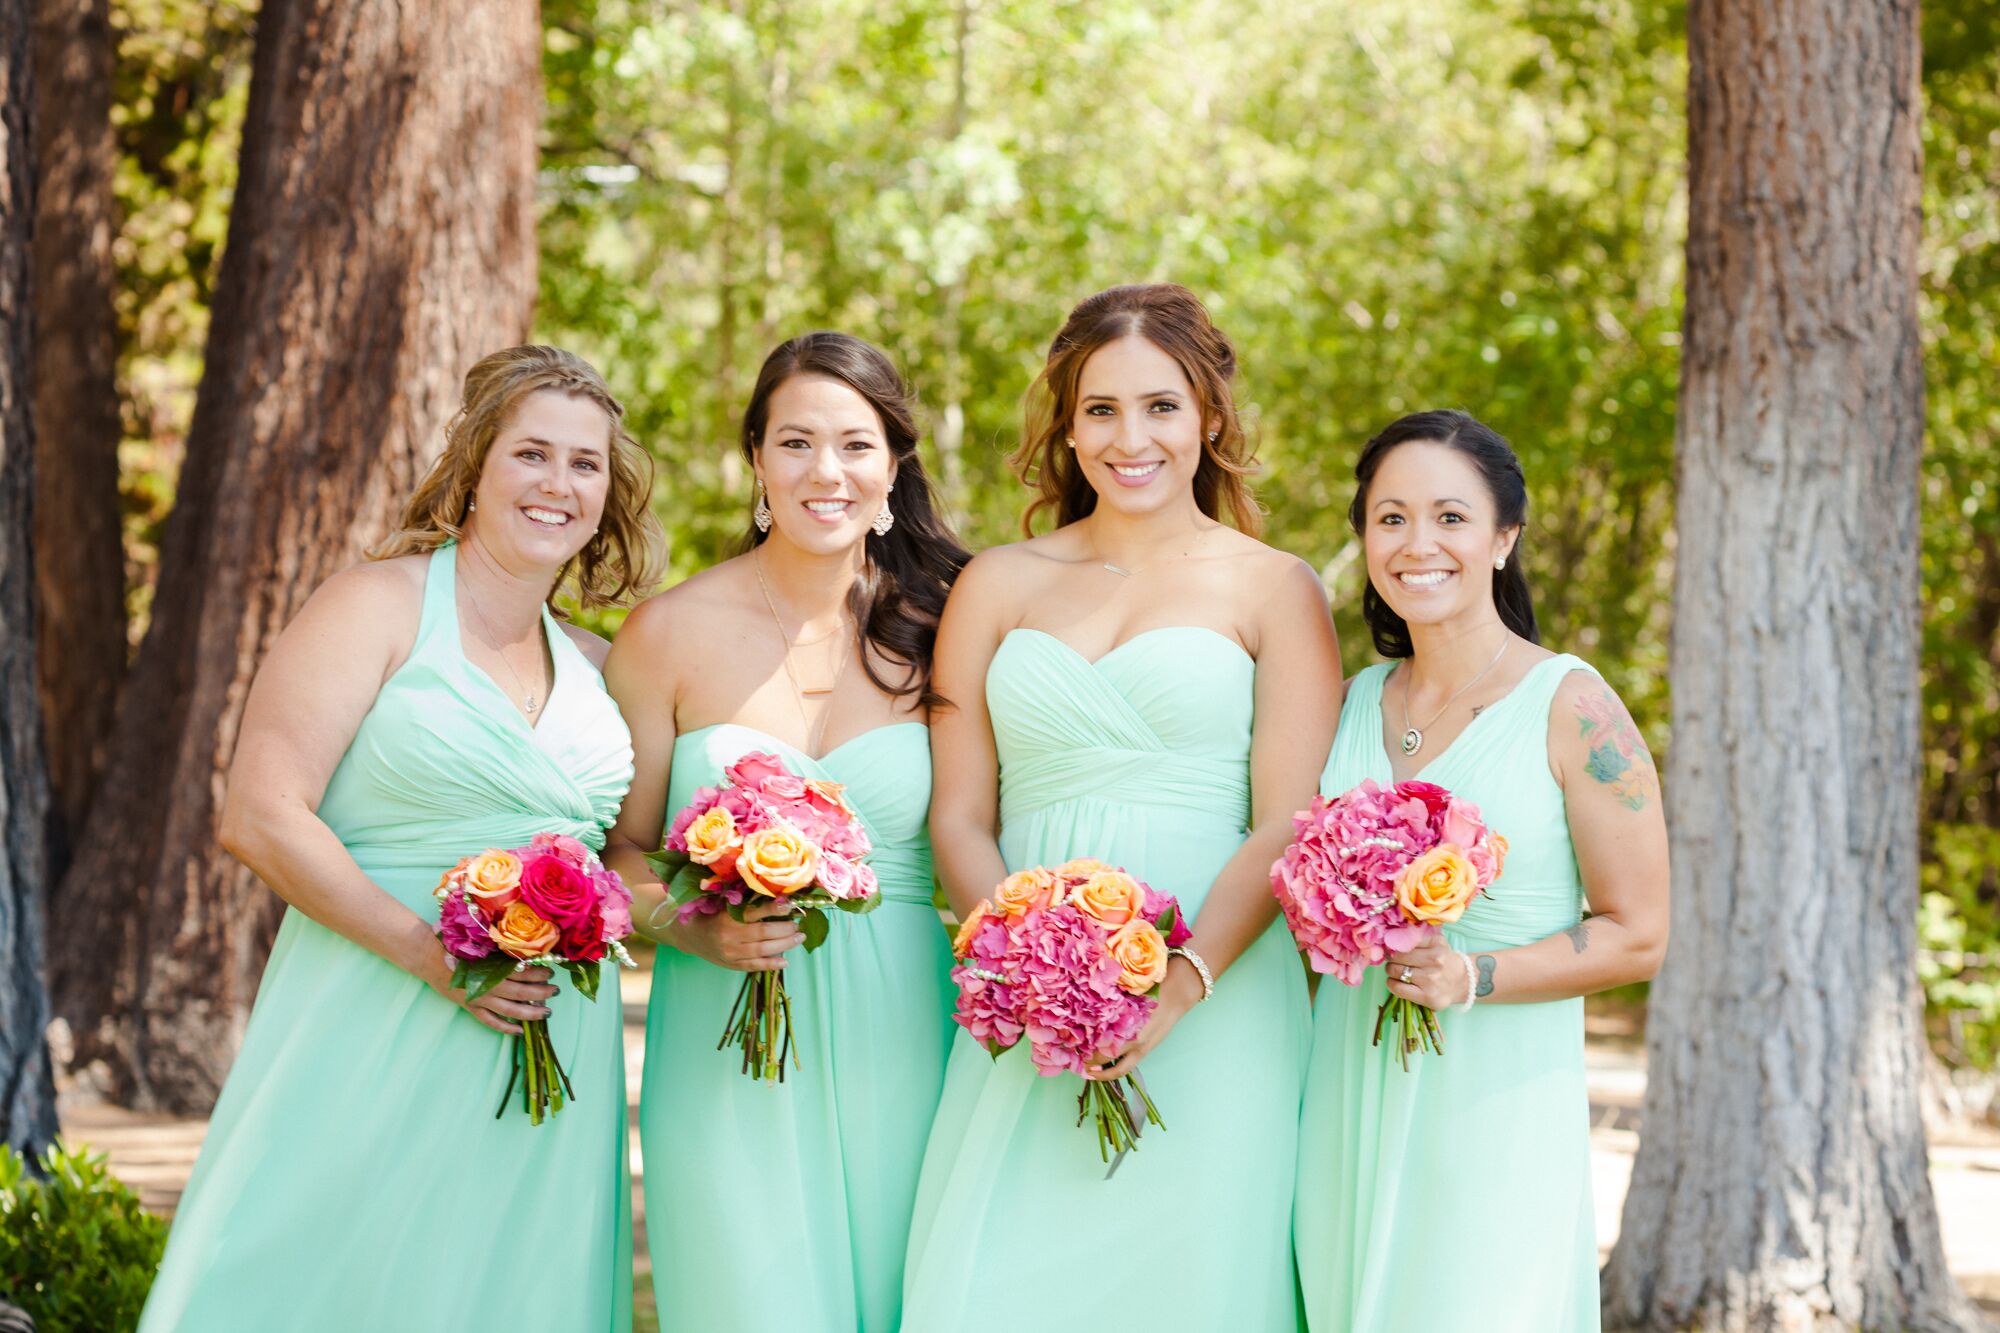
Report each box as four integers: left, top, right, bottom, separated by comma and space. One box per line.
217, 561, 555, 1034
601, 591, 803, 971
927, 551, 1016, 921
1093, 558, 1342, 1078
1387, 669, 1671, 1009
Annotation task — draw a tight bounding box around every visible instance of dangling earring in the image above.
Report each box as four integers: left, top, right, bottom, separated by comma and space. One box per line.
468, 499, 478, 513
871, 481, 896, 537
754, 484, 772, 533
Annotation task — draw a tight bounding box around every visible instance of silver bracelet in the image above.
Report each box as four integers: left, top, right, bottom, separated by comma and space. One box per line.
1453, 951, 1478, 1014
1169, 946, 1214, 1002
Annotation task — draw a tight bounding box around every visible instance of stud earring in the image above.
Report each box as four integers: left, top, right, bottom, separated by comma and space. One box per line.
1207, 431, 1219, 443
754, 485, 772, 533
1495, 556, 1506, 571
1064, 436, 1076, 449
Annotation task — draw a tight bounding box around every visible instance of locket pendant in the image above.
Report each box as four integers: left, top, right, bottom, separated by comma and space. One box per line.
1401, 728, 1424, 757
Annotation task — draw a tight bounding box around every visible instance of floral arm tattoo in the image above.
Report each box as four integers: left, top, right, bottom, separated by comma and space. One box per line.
1575, 685, 1658, 812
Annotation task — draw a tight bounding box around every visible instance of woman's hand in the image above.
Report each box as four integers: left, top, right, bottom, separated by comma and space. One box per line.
1384, 935, 1473, 1011
1086, 958, 1207, 1082
431, 963, 557, 1036
664, 897, 805, 972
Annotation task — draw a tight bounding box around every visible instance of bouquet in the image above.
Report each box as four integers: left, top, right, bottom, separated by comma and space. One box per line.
434, 832, 637, 1124
950, 858, 1190, 1173
1269, 778, 1506, 1069
650, 751, 879, 1081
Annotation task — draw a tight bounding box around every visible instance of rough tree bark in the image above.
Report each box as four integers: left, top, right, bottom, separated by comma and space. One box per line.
1602, 3, 1990, 1330
30, 0, 127, 874
50, 0, 541, 1113
0, 0, 60, 1156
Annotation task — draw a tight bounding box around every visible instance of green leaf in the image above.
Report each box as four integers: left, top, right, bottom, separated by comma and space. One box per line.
451, 956, 520, 1003
565, 958, 602, 1002
799, 906, 831, 952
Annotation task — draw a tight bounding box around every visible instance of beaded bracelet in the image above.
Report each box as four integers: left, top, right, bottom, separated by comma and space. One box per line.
1453, 951, 1478, 1014
1169, 946, 1215, 1002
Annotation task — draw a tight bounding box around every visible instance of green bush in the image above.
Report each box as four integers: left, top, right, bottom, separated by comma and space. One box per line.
0, 1142, 166, 1333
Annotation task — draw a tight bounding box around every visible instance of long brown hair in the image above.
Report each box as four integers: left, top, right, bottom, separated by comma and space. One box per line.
373, 345, 664, 609
1010, 283, 1261, 535
740, 332, 970, 708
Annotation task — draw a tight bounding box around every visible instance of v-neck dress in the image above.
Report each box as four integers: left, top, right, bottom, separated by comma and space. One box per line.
139, 542, 636, 1332
899, 626, 1312, 1332
1294, 654, 1599, 1332
640, 722, 954, 1333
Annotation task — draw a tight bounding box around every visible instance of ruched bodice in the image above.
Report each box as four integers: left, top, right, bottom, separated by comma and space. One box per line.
642, 720, 953, 1332
989, 628, 1253, 831
317, 543, 631, 883
903, 625, 1309, 1332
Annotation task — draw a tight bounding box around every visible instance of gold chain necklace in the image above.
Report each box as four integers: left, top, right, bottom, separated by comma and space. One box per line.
460, 566, 547, 716
753, 548, 852, 749
1398, 635, 1510, 757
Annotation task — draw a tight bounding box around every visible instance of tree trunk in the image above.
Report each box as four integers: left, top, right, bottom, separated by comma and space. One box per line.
30, 0, 127, 876
49, 0, 541, 1113
1602, 3, 1990, 1330
0, 0, 60, 1156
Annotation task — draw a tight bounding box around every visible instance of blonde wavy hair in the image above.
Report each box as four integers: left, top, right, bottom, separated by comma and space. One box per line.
372, 345, 664, 609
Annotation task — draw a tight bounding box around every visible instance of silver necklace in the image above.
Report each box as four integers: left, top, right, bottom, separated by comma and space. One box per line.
1398, 636, 1510, 757
460, 571, 546, 715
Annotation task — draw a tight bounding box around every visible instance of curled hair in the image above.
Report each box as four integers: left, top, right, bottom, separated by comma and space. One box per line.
1010, 283, 1260, 535
1348, 408, 1539, 657
373, 345, 664, 610
740, 332, 971, 708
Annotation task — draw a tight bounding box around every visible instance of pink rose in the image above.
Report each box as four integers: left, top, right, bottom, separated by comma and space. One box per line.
529, 831, 592, 870
761, 774, 809, 802
518, 853, 598, 933
849, 861, 879, 901
816, 850, 858, 899
725, 751, 790, 791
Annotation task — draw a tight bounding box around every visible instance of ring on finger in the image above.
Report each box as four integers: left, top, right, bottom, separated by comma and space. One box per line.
1399, 965, 1415, 983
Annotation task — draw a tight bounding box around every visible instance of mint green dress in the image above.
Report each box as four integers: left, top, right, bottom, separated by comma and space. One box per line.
1295, 654, 1599, 1332
900, 628, 1312, 1331
138, 543, 635, 1332
641, 722, 954, 1332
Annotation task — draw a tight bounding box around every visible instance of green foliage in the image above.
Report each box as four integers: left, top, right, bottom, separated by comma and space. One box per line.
0, 1142, 167, 1333
100, 0, 2000, 1054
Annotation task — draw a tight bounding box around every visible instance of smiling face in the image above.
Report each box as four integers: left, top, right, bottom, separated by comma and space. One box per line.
754, 373, 897, 557
1362, 439, 1519, 631
1069, 334, 1212, 520
467, 388, 614, 572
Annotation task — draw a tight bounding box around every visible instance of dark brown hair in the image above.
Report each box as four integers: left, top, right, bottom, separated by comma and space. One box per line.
373, 345, 664, 610
1349, 408, 1539, 657
740, 332, 970, 707
1010, 283, 1260, 535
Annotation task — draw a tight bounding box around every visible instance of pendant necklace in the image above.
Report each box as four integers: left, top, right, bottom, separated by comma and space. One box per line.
460, 568, 547, 717
754, 548, 852, 749
1399, 635, 1511, 757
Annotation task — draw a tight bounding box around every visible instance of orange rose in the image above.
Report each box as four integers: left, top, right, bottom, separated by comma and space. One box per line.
1489, 834, 1509, 879
952, 900, 994, 959
994, 866, 1059, 917
804, 778, 855, 818
433, 855, 473, 899
684, 806, 743, 868
464, 849, 523, 912
1053, 857, 1111, 884
736, 824, 820, 896
1396, 846, 1479, 925
1073, 870, 1146, 928
487, 900, 560, 959
1107, 920, 1169, 994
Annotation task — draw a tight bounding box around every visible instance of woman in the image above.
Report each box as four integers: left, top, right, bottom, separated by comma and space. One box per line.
899, 284, 1341, 1331
603, 332, 970, 1332
1294, 410, 1670, 1331
138, 345, 664, 1331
